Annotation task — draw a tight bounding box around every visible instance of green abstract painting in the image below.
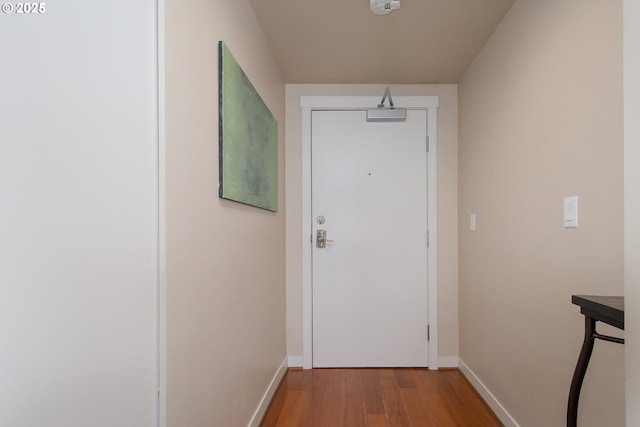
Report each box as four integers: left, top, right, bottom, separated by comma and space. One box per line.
218, 41, 278, 212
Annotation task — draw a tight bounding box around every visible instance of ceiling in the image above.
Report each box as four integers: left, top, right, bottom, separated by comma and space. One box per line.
250, 0, 515, 84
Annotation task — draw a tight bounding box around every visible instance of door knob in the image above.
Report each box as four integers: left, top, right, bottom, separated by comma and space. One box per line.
316, 229, 334, 248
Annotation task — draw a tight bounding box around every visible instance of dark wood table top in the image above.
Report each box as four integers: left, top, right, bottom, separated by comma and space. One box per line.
571, 295, 624, 330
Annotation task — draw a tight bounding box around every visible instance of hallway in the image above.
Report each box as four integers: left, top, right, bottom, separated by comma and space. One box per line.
260, 368, 502, 427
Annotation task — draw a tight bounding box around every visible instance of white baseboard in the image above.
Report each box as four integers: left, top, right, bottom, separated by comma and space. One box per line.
289, 356, 456, 369
288, 355, 303, 368
438, 357, 459, 368
458, 359, 520, 427
290, 355, 457, 369
247, 357, 288, 427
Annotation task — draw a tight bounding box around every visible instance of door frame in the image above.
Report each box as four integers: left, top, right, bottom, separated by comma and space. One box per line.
300, 95, 439, 370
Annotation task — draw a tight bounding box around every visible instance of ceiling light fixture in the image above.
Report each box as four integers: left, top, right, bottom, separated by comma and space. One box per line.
370, 0, 400, 15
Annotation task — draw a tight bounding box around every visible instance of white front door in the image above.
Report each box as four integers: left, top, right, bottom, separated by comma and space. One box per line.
311, 109, 429, 367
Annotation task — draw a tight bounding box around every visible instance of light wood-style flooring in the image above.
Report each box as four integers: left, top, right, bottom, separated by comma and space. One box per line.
260, 368, 503, 427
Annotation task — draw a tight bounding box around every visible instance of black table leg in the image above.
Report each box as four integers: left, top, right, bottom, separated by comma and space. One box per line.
567, 316, 596, 427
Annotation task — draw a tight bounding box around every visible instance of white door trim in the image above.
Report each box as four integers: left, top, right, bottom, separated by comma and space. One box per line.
300, 95, 439, 370
156, 0, 166, 425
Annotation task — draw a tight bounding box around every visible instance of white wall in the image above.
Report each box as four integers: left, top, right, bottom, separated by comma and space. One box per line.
0, 2, 159, 426
624, 0, 640, 424
458, 0, 624, 426
285, 84, 459, 366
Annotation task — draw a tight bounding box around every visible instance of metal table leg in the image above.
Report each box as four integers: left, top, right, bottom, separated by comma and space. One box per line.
567, 316, 596, 427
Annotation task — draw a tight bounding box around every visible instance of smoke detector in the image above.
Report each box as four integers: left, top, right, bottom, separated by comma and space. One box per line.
370, 0, 400, 15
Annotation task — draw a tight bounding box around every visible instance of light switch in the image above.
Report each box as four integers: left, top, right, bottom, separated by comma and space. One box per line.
470, 213, 476, 232
564, 196, 578, 228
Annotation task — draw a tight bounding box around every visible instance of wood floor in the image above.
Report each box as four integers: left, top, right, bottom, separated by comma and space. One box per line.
260, 368, 503, 427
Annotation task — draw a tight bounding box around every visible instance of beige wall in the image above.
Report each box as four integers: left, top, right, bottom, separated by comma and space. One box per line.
164, 1, 286, 426
285, 84, 459, 364
458, 0, 624, 426
624, 0, 640, 423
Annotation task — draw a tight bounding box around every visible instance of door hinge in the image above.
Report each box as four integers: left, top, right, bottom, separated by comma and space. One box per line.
426, 230, 430, 247
426, 135, 430, 152
427, 324, 430, 341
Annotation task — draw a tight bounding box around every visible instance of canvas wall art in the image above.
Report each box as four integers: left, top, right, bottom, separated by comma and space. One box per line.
218, 41, 278, 212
